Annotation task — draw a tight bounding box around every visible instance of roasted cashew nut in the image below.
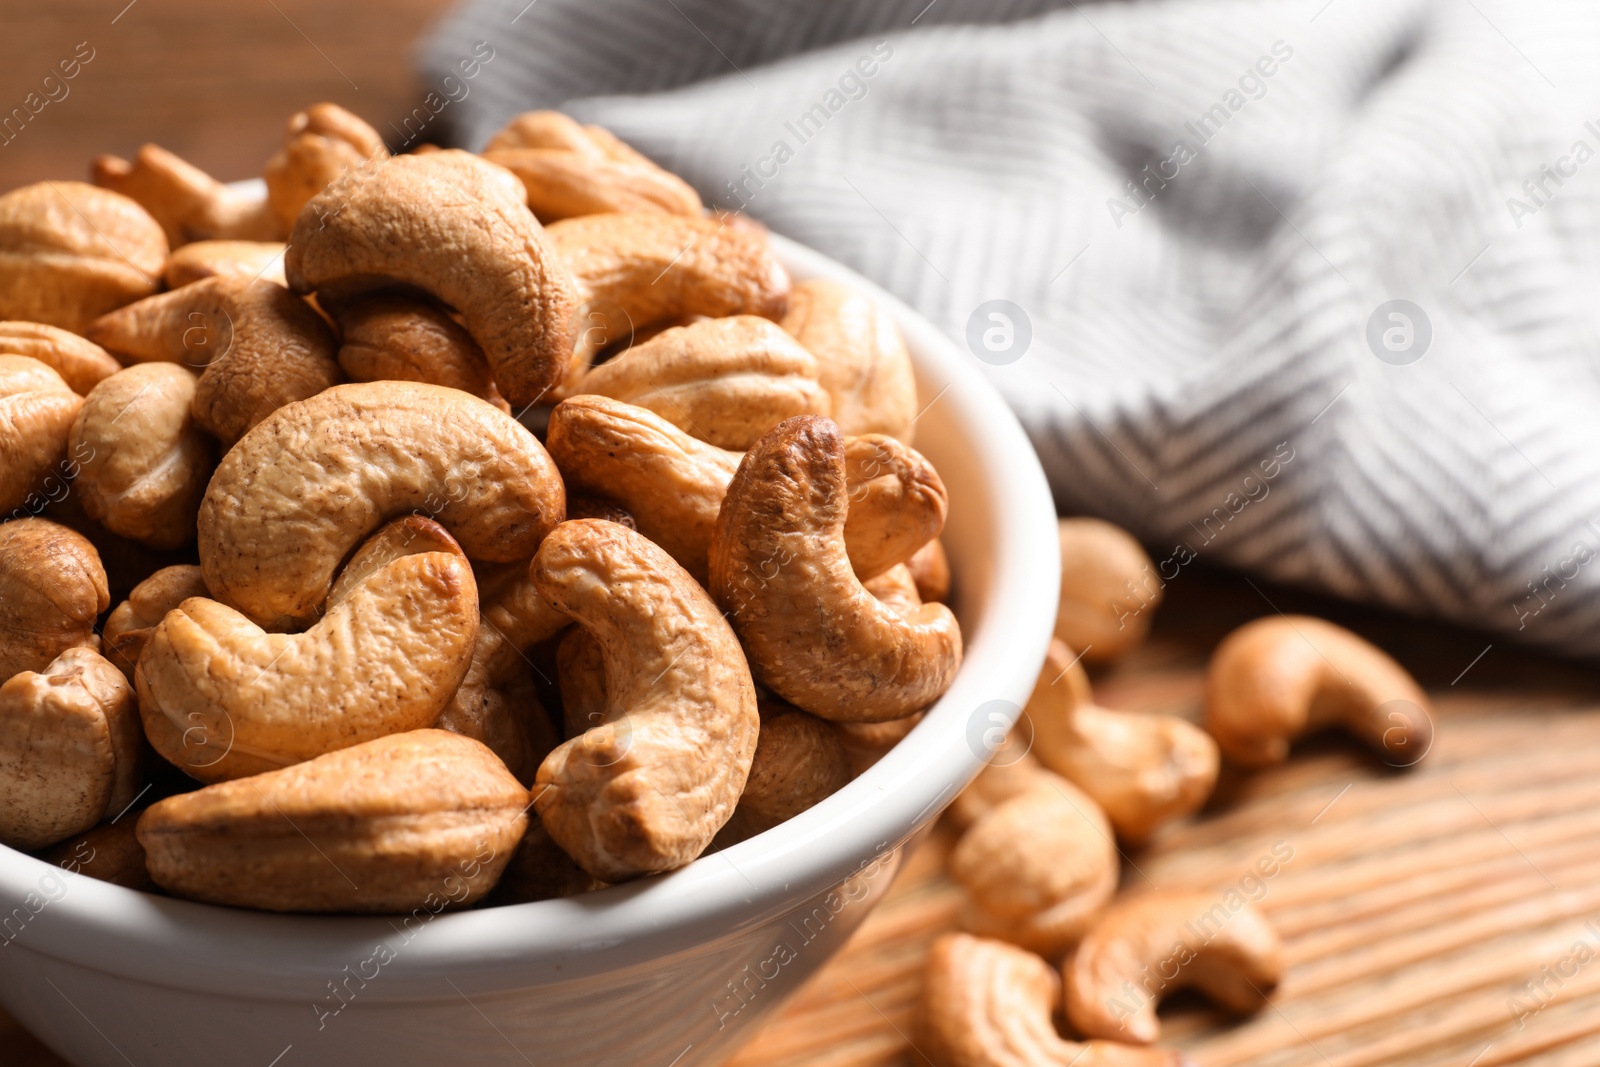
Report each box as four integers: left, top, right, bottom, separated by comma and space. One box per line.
1028, 639, 1218, 844
263, 102, 389, 234
1, 355, 82, 516
1205, 615, 1432, 767
1065, 890, 1283, 1044
1057, 518, 1163, 663
484, 147, 702, 222
710, 416, 962, 722
93, 144, 282, 246
287, 150, 577, 408
714, 701, 852, 847
138, 522, 479, 784
103, 564, 209, 682
334, 294, 508, 411
164, 240, 287, 289
781, 278, 918, 442
908, 537, 952, 603
198, 381, 564, 629
0, 321, 121, 395
69, 363, 216, 549
0, 181, 167, 332
85, 274, 341, 446
137, 729, 528, 913
0, 519, 108, 680
950, 773, 1119, 958
532, 519, 758, 882
578, 315, 831, 450
920, 933, 1191, 1067
0, 646, 141, 851
548, 394, 945, 585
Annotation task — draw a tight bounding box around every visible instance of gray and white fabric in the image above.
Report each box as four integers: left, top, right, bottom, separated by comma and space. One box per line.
422, 0, 1600, 658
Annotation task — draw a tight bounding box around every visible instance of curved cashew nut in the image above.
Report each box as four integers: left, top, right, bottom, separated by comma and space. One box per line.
165, 240, 287, 289
0, 181, 166, 332
103, 564, 209, 682
579, 315, 830, 450
710, 416, 962, 722
547, 394, 945, 584
1065, 890, 1283, 1044
138, 525, 479, 783
334, 294, 508, 411
69, 363, 216, 549
0, 321, 120, 395
1, 355, 82, 516
781, 278, 917, 442
1205, 615, 1432, 767
198, 381, 564, 629
715, 700, 852, 847
1028, 639, 1218, 844
474, 558, 573, 651
93, 144, 282, 246
951, 773, 1119, 958
908, 538, 952, 603
287, 150, 577, 408
85, 274, 341, 445
263, 102, 389, 234
0, 646, 141, 850
0, 519, 108, 680
1057, 518, 1162, 664
137, 729, 527, 913
532, 519, 759, 881
920, 933, 1191, 1067
547, 212, 789, 353
484, 147, 702, 222
487, 110, 608, 155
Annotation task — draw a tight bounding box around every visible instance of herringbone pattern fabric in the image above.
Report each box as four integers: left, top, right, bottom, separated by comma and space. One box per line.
423, 0, 1600, 657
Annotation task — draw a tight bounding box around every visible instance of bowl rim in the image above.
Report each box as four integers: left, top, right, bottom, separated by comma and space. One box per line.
0, 233, 1058, 999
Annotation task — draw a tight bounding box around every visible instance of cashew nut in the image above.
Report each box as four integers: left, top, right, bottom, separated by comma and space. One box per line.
920, 933, 1189, 1067
531, 519, 759, 881
475, 558, 573, 652
555, 626, 608, 739
951, 773, 1119, 958
832, 712, 923, 776
0, 181, 166, 333
1057, 518, 1162, 663
103, 564, 209, 682
547, 213, 789, 349
1028, 639, 1218, 844
137, 523, 479, 783
578, 316, 831, 450
1204, 615, 1432, 767
1064, 890, 1283, 1044
484, 147, 702, 222
68, 363, 216, 549
263, 102, 389, 234
0, 321, 120, 395
548, 394, 946, 585
41, 817, 155, 891
333, 294, 508, 411
85, 274, 341, 446
165, 240, 287, 289
486, 110, 606, 154
0, 646, 141, 850
0, 518, 108, 681
717, 701, 852, 846
287, 149, 577, 408
908, 537, 952, 603
1, 355, 82, 516
136, 729, 527, 913
781, 278, 917, 442
197, 381, 564, 629
93, 144, 282, 246
709, 416, 962, 722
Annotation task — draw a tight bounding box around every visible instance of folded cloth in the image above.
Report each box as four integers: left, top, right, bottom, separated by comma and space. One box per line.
423, 0, 1600, 658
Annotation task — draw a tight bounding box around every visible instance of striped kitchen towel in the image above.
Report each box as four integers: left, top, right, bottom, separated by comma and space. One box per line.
422, 0, 1600, 658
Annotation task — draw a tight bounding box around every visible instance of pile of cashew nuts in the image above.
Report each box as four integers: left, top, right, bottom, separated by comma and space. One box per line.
0, 104, 962, 910
918, 517, 1435, 1066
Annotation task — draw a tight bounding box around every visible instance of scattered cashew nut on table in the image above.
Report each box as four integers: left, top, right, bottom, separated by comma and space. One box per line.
1056, 517, 1163, 664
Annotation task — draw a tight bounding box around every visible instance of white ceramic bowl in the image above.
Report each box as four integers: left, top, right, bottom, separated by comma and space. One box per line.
0, 234, 1058, 1067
